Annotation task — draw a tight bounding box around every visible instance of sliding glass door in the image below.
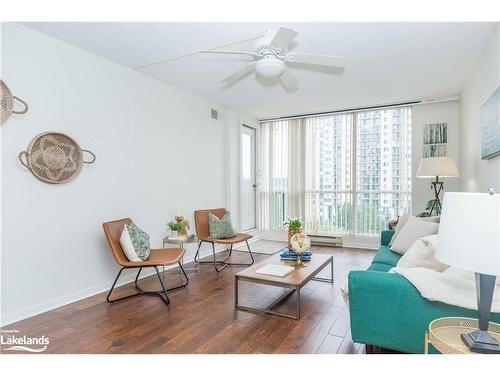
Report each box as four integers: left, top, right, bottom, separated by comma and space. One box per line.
241, 125, 257, 231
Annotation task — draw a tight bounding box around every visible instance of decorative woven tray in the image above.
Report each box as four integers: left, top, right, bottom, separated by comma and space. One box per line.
18, 132, 95, 184
428, 317, 500, 354
1, 80, 29, 125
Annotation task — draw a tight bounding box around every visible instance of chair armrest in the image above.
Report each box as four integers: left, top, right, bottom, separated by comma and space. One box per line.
380, 230, 395, 246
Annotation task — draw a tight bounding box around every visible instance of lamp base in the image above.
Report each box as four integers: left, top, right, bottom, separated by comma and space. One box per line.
461, 330, 500, 354
295, 255, 306, 268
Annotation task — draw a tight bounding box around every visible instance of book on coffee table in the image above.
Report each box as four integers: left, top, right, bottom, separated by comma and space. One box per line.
255, 264, 295, 277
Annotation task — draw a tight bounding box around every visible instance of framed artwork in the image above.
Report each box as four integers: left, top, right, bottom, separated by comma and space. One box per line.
481, 86, 500, 159
423, 123, 447, 158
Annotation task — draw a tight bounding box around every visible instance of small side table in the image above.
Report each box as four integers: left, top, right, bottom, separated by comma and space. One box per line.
424, 317, 500, 354
162, 234, 199, 274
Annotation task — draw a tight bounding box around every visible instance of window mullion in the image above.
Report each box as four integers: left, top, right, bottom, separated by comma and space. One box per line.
352, 113, 357, 236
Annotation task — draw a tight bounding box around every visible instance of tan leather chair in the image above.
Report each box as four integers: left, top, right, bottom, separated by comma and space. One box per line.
193, 208, 254, 272
102, 218, 188, 305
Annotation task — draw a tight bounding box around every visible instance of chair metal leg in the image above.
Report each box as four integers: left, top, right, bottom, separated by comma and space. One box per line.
212, 242, 228, 272
194, 240, 229, 272
223, 240, 254, 266
165, 262, 189, 291
152, 266, 170, 305
194, 240, 254, 272
106, 264, 189, 305
194, 241, 203, 264
134, 267, 142, 286
107, 267, 142, 303
246, 240, 255, 264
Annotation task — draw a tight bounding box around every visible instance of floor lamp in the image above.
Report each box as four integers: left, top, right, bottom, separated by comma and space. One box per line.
416, 157, 459, 216
437, 190, 500, 353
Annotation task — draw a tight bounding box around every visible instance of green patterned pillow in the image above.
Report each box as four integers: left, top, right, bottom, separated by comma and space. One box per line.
208, 212, 236, 239
124, 223, 150, 261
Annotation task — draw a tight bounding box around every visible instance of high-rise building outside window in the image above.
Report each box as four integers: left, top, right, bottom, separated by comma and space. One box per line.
259, 106, 412, 236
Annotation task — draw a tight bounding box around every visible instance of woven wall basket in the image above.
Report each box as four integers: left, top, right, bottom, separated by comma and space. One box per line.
1, 80, 29, 125
18, 132, 96, 184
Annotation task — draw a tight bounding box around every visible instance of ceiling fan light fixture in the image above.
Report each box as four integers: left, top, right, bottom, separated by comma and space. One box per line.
206, 27, 344, 89
255, 56, 285, 78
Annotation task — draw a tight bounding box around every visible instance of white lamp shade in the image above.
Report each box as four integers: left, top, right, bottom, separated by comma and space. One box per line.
437, 192, 500, 276
416, 157, 459, 178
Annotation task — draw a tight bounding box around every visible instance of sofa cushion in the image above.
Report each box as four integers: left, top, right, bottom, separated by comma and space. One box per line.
391, 217, 439, 255
368, 262, 394, 272
372, 245, 402, 267
389, 214, 440, 246
397, 235, 448, 272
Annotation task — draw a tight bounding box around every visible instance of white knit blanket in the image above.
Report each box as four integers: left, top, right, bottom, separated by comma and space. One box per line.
394, 266, 500, 313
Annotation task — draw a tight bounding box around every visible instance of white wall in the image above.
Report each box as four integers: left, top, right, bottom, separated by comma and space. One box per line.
460, 24, 500, 193
130, 71, 227, 261
1, 23, 131, 325
0, 23, 248, 325
411, 101, 461, 214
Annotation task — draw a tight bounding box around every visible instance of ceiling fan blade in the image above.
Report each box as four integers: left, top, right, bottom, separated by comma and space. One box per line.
280, 68, 298, 90
286, 52, 344, 69
199, 50, 258, 57
221, 61, 258, 85
270, 27, 298, 51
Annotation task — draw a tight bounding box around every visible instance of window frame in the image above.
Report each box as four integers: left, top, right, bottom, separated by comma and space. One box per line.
258, 106, 412, 237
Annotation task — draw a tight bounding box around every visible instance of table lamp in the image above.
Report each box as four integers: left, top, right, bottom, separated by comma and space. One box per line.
437, 189, 500, 353
417, 157, 459, 216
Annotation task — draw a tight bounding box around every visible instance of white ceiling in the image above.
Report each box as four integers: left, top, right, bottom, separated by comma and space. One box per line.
24, 22, 495, 119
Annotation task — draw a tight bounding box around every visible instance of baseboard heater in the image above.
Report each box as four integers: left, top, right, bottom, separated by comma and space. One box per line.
306, 234, 343, 247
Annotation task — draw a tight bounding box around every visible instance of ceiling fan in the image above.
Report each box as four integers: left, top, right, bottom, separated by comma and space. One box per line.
198, 27, 345, 90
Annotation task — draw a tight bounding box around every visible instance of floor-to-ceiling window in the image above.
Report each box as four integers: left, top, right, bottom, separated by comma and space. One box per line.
259, 106, 412, 236
355, 108, 412, 235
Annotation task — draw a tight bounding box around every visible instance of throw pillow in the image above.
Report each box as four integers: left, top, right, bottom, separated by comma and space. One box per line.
389, 213, 410, 246
209, 212, 236, 239
389, 214, 439, 246
397, 234, 448, 272
390, 217, 439, 255
119, 223, 151, 261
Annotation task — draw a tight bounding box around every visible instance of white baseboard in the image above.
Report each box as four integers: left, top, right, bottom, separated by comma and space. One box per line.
257, 230, 379, 250
1, 243, 228, 327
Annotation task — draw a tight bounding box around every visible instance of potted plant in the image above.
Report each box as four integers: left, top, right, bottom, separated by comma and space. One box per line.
417, 199, 441, 217
283, 217, 303, 250
167, 221, 185, 236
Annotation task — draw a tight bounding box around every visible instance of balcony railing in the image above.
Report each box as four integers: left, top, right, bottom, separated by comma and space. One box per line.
266, 189, 411, 235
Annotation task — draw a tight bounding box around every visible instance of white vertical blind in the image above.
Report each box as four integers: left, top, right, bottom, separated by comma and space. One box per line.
287, 119, 304, 219
259, 121, 289, 229
259, 106, 412, 236
259, 122, 272, 230
304, 115, 353, 235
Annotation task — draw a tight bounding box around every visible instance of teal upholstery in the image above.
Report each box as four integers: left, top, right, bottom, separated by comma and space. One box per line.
348, 229, 500, 353
372, 245, 401, 267
367, 262, 393, 272
380, 229, 395, 246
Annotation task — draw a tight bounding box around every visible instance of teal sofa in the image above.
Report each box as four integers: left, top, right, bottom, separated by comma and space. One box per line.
348, 229, 500, 353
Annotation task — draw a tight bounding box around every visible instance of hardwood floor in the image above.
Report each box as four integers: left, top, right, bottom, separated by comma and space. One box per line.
1, 241, 375, 354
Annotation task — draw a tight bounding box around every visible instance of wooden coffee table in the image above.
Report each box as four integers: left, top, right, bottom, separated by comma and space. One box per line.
234, 253, 333, 320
